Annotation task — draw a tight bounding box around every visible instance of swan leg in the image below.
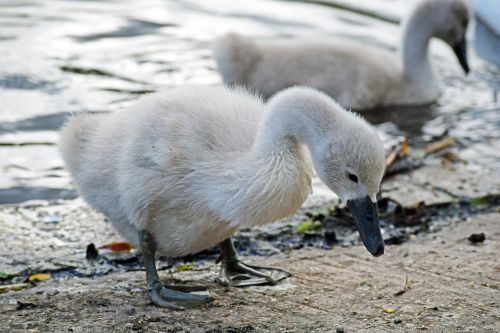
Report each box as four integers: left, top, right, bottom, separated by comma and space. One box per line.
139, 230, 214, 309
217, 238, 291, 287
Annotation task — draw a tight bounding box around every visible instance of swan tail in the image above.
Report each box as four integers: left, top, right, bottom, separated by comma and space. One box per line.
213, 33, 259, 85
59, 113, 104, 175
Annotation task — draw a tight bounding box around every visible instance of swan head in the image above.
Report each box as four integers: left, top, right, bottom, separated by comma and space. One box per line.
312, 113, 386, 257
264, 87, 386, 255
420, 0, 471, 73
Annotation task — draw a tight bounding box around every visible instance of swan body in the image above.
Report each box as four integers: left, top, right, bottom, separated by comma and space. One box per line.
214, 0, 470, 110
60, 85, 385, 258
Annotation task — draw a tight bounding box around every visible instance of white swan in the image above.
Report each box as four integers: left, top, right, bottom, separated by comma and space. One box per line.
214, 0, 470, 110
59, 85, 386, 309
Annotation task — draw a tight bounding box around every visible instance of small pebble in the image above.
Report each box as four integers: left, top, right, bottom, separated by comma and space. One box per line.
86, 243, 99, 260
467, 233, 485, 243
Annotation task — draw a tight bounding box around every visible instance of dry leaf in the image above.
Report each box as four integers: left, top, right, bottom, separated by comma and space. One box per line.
0, 283, 29, 293
401, 137, 410, 156
100, 241, 133, 252
383, 308, 396, 313
296, 219, 313, 234
385, 137, 409, 172
28, 273, 50, 282
175, 263, 198, 272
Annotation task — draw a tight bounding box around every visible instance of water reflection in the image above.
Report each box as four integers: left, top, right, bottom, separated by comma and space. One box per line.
0, 186, 77, 205
362, 104, 437, 137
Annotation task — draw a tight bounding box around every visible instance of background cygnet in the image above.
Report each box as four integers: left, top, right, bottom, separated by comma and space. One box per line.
214, 0, 470, 110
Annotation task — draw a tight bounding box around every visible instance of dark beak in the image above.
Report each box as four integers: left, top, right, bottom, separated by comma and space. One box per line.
452, 37, 470, 74
347, 196, 384, 257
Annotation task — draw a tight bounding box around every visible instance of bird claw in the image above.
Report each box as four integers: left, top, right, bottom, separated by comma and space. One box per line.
217, 260, 290, 287
148, 286, 214, 309
164, 284, 209, 292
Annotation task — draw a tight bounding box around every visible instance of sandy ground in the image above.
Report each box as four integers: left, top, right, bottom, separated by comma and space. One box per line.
1, 211, 498, 333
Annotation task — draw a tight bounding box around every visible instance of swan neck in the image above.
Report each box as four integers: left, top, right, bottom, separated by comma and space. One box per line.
253, 92, 335, 157
400, 8, 434, 77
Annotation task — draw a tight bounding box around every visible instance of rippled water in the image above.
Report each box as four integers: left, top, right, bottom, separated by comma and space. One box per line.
0, 0, 499, 204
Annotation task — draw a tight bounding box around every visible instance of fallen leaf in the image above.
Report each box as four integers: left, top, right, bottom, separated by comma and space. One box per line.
28, 273, 50, 282
469, 196, 488, 206
296, 220, 313, 234
383, 308, 396, 313
0, 283, 29, 293
384, 137, 415, 176
175, 263, 197, 272
100, 241, 133, 252
295, 218, 323, 234
401, 137, 409, 156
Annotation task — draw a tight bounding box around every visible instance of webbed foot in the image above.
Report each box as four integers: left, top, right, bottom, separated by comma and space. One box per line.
218, 259, 290, 287
149, 284, 214, 310
217, 238, 290, 287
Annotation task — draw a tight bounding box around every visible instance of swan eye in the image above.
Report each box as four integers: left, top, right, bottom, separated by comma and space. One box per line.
348, 173, 358, 183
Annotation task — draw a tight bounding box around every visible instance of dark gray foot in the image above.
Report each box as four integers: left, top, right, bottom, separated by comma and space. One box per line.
164, 284, 208, 292
140, 230, 214, 309
217, 238, 291, 287
149, 284, 214, 310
